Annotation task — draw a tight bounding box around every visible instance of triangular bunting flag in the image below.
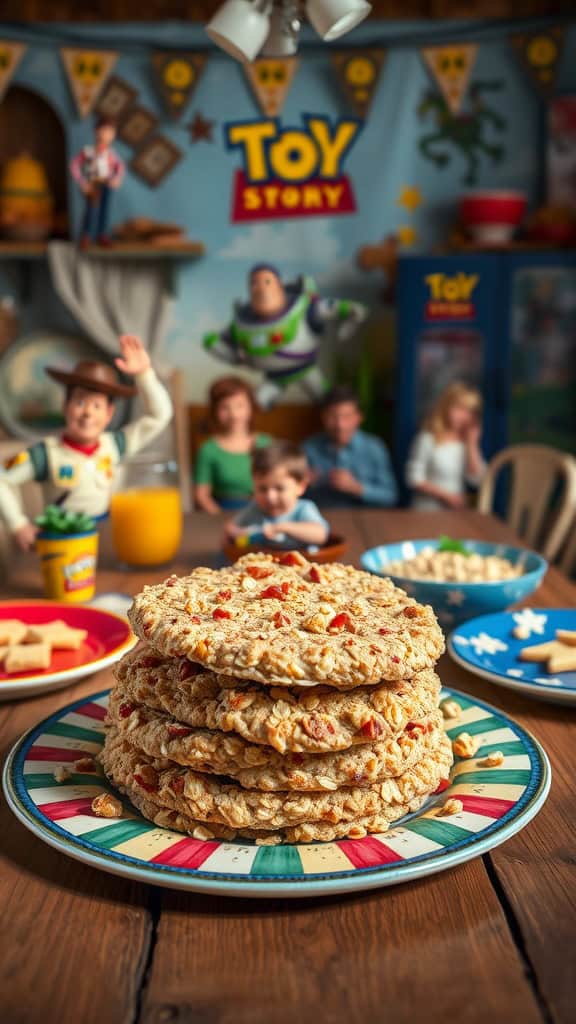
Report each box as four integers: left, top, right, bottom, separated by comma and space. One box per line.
152, 53, 207, 120
243, 58, 298, 117
330, 50, 386, 119
422, 44, 478, 114
510, 26, 565, 98
0, 41, 26, 102
60, 48, 118, 118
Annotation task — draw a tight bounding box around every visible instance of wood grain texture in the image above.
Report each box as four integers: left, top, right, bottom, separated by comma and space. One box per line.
140, 868, 543, 1024
1, 509, 574, 1023
360, 508, 576, 1024
0, 670, 153, 1024
4, 0, 575, 21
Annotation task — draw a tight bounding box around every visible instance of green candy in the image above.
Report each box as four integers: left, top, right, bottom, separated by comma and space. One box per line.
35, 504, 96, 536
437, 535, 470, 556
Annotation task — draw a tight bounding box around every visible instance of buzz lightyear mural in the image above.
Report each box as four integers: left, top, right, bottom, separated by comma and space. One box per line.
203, 264, 367, 408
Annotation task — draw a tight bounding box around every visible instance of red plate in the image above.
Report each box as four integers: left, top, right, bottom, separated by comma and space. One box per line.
0, 600, 135, 701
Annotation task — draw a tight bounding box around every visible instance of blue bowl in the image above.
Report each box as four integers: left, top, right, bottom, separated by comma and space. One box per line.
360, 539, 548, 628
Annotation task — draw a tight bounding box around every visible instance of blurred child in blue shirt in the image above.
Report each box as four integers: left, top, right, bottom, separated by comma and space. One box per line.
225, 441, 329, 549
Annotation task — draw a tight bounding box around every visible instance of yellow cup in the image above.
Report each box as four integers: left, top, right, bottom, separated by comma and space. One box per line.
36, 529, 99, 603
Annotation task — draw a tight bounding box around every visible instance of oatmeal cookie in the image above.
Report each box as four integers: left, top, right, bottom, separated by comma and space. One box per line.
128, 557, 444, 687
113, 783, 437, 845
107, 691, 444, 791
114, 646, 442, 754
100, 727, 452, 833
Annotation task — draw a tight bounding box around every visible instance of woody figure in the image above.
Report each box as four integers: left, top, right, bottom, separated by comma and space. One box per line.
70, 115, 124, 249
0, 335, 173, 551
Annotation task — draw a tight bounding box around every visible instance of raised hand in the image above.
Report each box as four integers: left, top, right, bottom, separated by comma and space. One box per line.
115, 335, 151, 377
465, 422, 482, 446
14, 521, 39, 552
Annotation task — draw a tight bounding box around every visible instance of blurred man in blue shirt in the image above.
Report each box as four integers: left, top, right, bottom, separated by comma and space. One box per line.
304, 386, 398, 508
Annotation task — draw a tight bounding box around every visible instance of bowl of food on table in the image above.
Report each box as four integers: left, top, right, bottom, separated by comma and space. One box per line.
224, 533, 348, 565
360, 536, 547, 627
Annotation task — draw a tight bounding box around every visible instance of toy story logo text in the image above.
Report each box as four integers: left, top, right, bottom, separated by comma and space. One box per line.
424, 272, 479, 320
225, 116, 361, 222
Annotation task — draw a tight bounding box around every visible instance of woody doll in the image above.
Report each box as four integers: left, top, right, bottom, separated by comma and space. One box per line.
70, 115, 125, 248
0, 335, 172, 551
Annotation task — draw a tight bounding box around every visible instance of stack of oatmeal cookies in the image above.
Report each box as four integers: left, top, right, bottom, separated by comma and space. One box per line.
100, 552, 452, 845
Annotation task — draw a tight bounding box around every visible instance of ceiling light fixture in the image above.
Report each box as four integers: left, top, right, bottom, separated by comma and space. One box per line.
261, 3, 301, 57
305, 0, 372, 42
205, 0, 274, 63
206, 0, 372, 61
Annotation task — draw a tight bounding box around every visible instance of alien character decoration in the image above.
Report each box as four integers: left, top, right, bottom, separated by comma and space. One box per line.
203, 265, 367, 409
418, 81, 507, 185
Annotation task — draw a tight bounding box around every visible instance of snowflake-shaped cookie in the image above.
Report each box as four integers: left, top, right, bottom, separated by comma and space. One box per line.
512, 609, 547, 638
469, 632, 508, 657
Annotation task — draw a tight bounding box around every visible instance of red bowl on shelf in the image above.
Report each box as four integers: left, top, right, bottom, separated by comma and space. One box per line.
460, 191, 527, 244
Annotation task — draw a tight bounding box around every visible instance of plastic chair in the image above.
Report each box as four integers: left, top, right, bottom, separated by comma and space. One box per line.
559, 513, 576, 577
478, 444, 576, 561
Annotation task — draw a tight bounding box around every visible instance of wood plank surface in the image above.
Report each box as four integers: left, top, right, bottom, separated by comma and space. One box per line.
140, 869, 543, 1024
0, 669, 153, 1024
1, 509, 574, 1024
359, 509, 576, 1024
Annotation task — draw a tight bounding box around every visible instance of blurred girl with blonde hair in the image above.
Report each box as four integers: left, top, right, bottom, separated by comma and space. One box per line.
406, 381, 486, 510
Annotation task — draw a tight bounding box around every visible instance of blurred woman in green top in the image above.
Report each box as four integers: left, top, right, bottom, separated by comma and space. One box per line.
194, 376, 271, 513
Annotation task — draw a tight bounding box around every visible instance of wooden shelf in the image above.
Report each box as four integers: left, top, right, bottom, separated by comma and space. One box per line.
86, 241, 206, 259
0, 242, 47, 260
0, 240, 205, 261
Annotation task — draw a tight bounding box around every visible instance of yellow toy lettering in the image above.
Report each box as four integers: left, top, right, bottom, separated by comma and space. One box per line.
302, 184, 322, 208
425, 272, 479, 301
309, 118, 359, 178
228, 121, 277, 182
243, 187, 261, 210
324, 184, 344, 208
270, 130, 318, 181
425, 274, 444, 300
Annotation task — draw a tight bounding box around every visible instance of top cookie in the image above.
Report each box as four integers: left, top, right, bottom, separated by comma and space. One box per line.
128, 553, 444, 688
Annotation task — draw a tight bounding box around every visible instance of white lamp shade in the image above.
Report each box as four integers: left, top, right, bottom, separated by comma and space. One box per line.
306, 0, 372, 41
206, 0, 272, 63
261, 7, 299, 56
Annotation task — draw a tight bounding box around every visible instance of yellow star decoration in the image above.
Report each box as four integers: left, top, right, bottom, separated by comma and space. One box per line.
397, 186, 423, 213
397, 225, 417, 247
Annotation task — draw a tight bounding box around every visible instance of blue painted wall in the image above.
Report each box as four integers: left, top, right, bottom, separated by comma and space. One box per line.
0, 19, 574, 400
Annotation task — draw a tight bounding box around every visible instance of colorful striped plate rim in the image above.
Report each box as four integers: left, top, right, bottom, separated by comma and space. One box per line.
2, 687, 550, 898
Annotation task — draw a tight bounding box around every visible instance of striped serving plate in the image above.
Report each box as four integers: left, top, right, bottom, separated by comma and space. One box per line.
2, 687, 550, 898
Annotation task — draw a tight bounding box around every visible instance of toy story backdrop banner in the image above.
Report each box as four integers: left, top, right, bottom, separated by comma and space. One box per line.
243, 58, 298, 117
60, 48, 118, 118
152, 52, 207, 120
0, 18, 575, 405
421, 44, 478, 114
330, 50, 386, 119
226, 115, 360, 222
509, 25, 566, 99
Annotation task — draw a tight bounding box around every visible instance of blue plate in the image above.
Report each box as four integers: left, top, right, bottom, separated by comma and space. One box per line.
449, 608, 576, 705
361, 540, 547, 628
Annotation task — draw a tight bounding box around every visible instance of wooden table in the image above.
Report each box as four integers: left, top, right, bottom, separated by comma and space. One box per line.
1, 509, 574, 1024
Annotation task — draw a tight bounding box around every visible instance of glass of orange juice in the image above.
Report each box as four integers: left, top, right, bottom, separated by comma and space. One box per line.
110, 458, 183, 567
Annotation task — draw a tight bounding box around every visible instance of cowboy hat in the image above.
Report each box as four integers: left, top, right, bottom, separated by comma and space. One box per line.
45, 360, 136, 399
